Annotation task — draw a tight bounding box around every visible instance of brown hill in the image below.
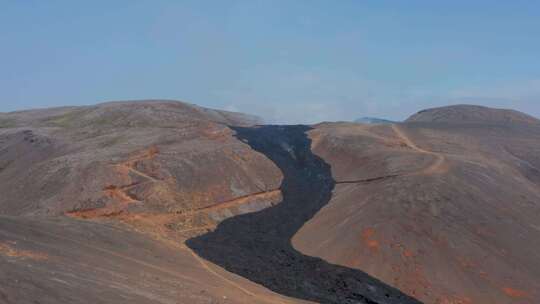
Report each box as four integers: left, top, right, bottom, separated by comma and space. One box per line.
1, 102, 539, 304
406, 104, 540, 125
294, 108, 540, 303
0, 100, 280, 221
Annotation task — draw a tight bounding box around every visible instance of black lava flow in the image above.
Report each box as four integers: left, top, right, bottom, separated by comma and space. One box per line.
187, 125, 422, 304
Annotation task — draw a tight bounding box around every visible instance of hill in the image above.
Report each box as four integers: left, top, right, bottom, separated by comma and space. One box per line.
0, 100, 278, 219
295, 106, 540, 303
406, 104, 540, 125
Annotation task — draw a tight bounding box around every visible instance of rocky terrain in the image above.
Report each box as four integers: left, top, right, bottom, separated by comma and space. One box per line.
1, 101, 539, 304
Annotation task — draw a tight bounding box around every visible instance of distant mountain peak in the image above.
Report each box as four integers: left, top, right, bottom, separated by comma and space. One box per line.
354, 117, 396, 125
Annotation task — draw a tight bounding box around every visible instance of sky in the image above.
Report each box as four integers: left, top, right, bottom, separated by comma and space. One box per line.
1, 1, 540, 123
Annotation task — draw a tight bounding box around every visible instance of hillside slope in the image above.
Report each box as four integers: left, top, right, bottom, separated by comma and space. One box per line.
0, 215, 311, 304
294, 107, 540, 304
0, 100, 281, 229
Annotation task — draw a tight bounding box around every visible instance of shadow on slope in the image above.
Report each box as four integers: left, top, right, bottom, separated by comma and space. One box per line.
187, 125, 422, 304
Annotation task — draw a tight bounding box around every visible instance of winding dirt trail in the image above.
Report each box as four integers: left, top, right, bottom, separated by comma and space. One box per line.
67, 148, 160, 217
333, 125, 448, 185
114, 164, 160, 182
115, 146, 161, 185
392, 124, 448, 175
182, 189, 282, 216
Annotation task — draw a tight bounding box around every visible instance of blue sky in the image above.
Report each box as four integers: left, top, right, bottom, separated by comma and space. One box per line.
2, 1, 540, 123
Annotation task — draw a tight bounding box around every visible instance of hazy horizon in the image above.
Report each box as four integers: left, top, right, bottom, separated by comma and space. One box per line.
2, 1, 540, 123
3, 99, 540, 124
